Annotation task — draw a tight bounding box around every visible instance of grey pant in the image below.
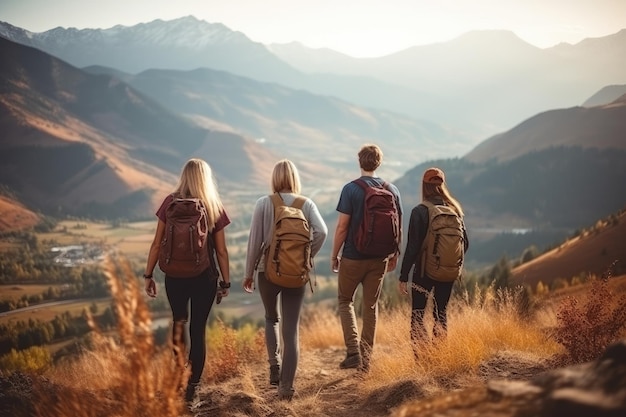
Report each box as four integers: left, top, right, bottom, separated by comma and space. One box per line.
257, 272, 305, 395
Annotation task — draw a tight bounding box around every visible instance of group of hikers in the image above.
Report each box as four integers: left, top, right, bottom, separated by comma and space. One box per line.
141, 144, 469, 402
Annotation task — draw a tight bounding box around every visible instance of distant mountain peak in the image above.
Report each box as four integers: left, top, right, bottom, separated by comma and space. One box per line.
449, 29, 536, 48
1, 16, 251, 48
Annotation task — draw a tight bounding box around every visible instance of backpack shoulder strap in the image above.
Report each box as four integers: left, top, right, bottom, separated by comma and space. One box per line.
419, 201, 434, 277
420, 200, 435, 210
352, 178, 367, 190
269, 193, 285, 211
291, 195, 306, 210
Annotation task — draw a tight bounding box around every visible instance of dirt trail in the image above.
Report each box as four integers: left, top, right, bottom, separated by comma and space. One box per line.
191, 347, 405, 417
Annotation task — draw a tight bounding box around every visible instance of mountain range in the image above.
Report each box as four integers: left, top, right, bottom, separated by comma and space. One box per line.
3, 17, 626, 143
1, 18, 626, 266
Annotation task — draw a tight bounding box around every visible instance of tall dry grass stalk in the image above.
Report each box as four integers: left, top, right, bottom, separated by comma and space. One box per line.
34, 256, 188, 417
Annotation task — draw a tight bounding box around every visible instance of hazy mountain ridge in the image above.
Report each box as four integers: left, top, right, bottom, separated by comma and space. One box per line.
0, 17, 300, 83
0, 19, 458, 149
271, 29, 626, 134
0, 37, 276, 219
9, 19, 626, 143
464, 99, 626, 163
582, 84, 626, 107
82, 65, 462, 177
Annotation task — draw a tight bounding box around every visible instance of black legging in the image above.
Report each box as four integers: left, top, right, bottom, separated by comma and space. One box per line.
165, 270, 217, 384
410, 274, 454, 342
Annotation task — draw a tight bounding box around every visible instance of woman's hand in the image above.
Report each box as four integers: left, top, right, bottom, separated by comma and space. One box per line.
243, 277, 254, 293
145, 277, 157, 298
399, 281, 408, 295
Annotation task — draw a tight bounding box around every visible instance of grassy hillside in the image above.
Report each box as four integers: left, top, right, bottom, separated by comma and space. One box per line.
511, 209, 626, 287
0, 195, 39, 232
395, 148, 626, 266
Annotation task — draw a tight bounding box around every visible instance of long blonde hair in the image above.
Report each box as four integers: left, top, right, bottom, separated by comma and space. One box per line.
174, 158, 224, 230
422, 182, 464, 217
271, 159, 302, 194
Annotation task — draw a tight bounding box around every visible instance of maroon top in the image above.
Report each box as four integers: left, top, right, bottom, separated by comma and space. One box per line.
156, 194, 231, 233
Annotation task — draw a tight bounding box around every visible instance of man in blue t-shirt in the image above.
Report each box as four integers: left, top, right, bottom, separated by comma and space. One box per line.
330, 144, 403, 372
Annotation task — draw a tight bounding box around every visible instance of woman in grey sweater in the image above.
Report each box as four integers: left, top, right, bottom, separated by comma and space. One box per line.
243, 159, 327, 401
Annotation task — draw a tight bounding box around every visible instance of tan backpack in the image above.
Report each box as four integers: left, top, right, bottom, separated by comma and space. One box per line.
420, 200, 465, 282
263, 194, 312, 288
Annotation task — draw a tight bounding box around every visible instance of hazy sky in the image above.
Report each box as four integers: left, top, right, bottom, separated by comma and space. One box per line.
1, 0, 625, 57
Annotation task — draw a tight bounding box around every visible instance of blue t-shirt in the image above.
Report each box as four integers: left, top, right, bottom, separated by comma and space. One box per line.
336, 176, 402, 260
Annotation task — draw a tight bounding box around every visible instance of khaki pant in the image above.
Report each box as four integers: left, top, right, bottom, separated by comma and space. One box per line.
337, 257, 388, 357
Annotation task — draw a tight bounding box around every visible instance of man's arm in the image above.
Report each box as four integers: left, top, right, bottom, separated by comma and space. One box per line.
331, 212, 351, 272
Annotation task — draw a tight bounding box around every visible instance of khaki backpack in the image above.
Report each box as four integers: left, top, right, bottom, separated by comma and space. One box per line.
263, 194, 312, 288
420, 200, 465, 282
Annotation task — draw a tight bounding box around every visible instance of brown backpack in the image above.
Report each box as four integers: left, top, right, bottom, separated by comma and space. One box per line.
263, 194, 312, 288
420, 200, 465, 282
158, 196, 212, 278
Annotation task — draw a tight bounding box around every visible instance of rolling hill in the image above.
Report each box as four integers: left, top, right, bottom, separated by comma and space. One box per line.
510, 209, 626, 287
0, 195, 40, 232
394, 91, 626, 266
83, 65, 462, 179
464, 95, 626, 163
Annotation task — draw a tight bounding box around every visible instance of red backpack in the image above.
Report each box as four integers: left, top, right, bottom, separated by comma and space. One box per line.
352, 179, 400, 257
158, 196, 211, 278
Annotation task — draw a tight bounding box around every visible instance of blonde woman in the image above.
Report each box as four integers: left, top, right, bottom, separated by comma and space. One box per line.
243, 159, 327, 401
143, 158, 231, 402
399, 167, 468, 347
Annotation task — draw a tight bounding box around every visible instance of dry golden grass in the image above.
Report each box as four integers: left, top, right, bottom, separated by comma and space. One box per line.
297, 285, 561, 398
300, 305, 345, 349
369, 289, 560, 390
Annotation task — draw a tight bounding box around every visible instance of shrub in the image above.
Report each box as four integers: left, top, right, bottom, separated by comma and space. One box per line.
553, 268, 626, 364
0, 346, 51, 373
204, 320, 265, 383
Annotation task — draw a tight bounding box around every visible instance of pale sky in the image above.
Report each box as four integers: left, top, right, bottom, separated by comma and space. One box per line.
1, 0, 625, 57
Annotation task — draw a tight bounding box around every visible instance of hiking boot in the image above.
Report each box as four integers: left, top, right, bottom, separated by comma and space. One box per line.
269, 365, 280, 386
185, 382, 199, 403
359, 344, 371, 373
357, 359, 370, 374
339, 352, 361, 369
278, 388, 294, 401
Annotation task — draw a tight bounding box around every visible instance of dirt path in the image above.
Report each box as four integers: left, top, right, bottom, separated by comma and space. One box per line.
191, 347, 400, 417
